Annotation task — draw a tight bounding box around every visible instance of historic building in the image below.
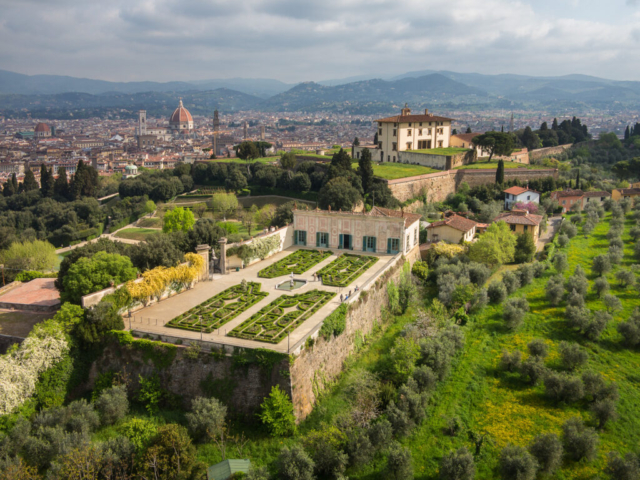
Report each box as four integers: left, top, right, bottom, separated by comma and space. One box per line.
34, 123, 52, 138
292, 206, 420, 255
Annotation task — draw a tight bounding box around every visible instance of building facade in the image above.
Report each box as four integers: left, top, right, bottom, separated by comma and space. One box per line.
503, 186, 540, 210
292, 206, 420, 255
494, 210, 543, 243
425, 214, 477, 243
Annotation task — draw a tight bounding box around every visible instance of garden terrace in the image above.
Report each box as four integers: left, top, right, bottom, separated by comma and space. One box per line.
165, 282, 267, 333
258, 249, 332, 278
317, 254, 379, 287
228, 289, 335, 344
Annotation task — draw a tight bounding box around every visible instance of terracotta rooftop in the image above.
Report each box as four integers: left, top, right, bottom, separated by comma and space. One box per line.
494, 210, 542, 226
613, 188, 640, 195
582, 191, 611, 198
170, 100, 193, 124
504, 186, 537, 195
369, 206, 422, 227
426, 214, 477, 232
452, 133, 481, 143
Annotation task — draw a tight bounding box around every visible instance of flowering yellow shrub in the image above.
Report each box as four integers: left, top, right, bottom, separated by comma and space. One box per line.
432, 242, 466, 259
126, 253, 204, 303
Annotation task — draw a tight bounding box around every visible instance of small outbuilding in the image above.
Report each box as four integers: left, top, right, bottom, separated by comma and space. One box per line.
207, 459, 251, 480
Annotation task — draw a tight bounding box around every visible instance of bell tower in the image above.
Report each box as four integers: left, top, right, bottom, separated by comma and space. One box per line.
138, 110, 147, 136
212, 110, 220, 157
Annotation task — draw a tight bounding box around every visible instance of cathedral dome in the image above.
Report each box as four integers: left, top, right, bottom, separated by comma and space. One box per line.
34, 122, 50, 133
170, 100, 193, 124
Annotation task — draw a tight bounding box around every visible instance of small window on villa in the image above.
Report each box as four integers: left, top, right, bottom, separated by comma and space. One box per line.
419, 122, 423, 126
524, 225, 528, 232
407, 129, 412, 135
379, 128, 382, 135
419, 129, 423, 135
510, 225, 516, 232
392, 142, 397, 151
408, 123, 412, 127
393, 129, 397, 136
527, 195, 530, 200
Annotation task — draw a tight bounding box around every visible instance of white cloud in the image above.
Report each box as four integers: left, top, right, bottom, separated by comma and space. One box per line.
0, 0, 639, 82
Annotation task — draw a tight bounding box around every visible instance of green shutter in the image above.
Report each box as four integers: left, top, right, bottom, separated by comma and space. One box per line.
316, 232, 320, 247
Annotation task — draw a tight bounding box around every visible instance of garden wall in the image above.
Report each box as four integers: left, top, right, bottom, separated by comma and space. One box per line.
456, 168, 558, 189
86, 337, 291, 418
0, 333, 23, 355
528, 144, 572, 161
288, 246, 421, 420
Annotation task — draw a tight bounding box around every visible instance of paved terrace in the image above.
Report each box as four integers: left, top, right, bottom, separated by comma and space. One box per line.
126, 246, 397, 353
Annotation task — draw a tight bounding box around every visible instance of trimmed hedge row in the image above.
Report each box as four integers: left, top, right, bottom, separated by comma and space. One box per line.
258, 249, 331, 278
317, 254, 379, 287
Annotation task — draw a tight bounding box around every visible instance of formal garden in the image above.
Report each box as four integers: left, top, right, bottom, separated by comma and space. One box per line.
258, 249, 332, 278
229, 289, 335, 343
166, 281, 268, 333
317, 253, 379, 287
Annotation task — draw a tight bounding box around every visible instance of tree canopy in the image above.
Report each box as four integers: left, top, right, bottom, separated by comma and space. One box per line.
472, 132, 514, 162
163, 207, 195, 233
468, 221, 517, 265
318, 177, 362, 211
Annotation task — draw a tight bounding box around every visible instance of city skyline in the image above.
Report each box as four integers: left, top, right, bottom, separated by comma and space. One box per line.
1, 0, 640, 83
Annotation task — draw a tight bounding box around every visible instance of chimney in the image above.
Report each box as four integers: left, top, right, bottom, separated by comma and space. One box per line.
424, 109, 429, 115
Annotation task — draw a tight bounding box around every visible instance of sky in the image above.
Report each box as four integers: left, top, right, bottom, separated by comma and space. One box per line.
1, 0, 640, 83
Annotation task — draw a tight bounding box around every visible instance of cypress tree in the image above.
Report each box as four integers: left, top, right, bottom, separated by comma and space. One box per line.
552, 118, 558, 130
540, 121, 548, 131
40, 164, 54, 197
496, 160, 505, 184
54, 166, 69, 198
576, 170, 581, 190
22, 169, 39, 191
11, 173, 18, 191
634, 123, 640, 137
358, 148, 375, 194
466, 126, 472, 134
624, 126, 630, 140
353, 137, 360, 146
3, 179, 15, 197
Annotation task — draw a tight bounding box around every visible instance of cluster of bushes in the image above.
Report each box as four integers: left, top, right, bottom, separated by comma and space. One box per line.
500, 338, 619, 429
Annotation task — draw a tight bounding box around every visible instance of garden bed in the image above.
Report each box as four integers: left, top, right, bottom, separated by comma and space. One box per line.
165, 282, 268, 333
228, 289, 335, 343
258, 249, 332, 278
316, 254, 379, 287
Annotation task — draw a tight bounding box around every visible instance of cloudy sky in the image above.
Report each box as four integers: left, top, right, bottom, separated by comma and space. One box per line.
1, 0, 639, 83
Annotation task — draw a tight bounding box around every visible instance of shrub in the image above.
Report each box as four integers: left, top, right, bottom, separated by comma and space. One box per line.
95, 385, 129, 426
514, 233, 537, 264
368, 419, 393, 450
527, 339, 548, 359
592, 398, 618, 429
136, 373, 164, 415
562, 417, 599, 461
259, 385, 296, 436
499, 444, 537, 480
503, 297, 529, 330
346, 428, 374, 467
303, 427, 348, 478
500, 350, 522, 372
520, 357, 547, 385
545, 275, 565, 306
488, 281, 507, 304
609, 245, 623, 265
501, 271, 521, 295
544, 372, 584, 404
386, 442, 414, 480
276, 444, 315, 480
469, 288, 489, 314
245, 466, 270, 480
616, 269, 636, 288
118, 417, 157, 450
468, 263, 491, 286
557, 234, 570, 247
592, 254, 611, 277
559, 341, 589, 370
185, 397, 227, 441
444, 416, 464, 437
560, 221, 578, 238
565, 265, 588, 297
604, 294, 623, 314
553, 252, 568, 273
440, 447, 476, 480
420, 338, 453, 380
386, 401, 412, 437
565, 305, 591, 332
618, 309, 640, 348
593, 277, 610, 298
583, 310, 611, 341
411, 261, 429, 283
320, 304, 347, 340
412, 365, 437, 394
390, 337, 420, 382
516, 264, 534, 287
532, 261, 547, 278
606, 451, 640, 480
529, 433, 563, 476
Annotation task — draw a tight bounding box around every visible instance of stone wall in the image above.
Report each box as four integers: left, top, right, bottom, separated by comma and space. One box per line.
528, 144, 572, 162
289, 246, 421, 420
455, 168, 558, 189
0, 334, 23, 355
87, 339, 291, 418
386, 170, 456, 203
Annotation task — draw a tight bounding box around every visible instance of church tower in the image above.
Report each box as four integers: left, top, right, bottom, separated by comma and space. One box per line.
138, 110, 147, 136
212, 110, 220, 157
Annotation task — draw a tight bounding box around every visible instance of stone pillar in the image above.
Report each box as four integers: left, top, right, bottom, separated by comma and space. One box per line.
196, 244, 210, 280
219, 237, 227, 275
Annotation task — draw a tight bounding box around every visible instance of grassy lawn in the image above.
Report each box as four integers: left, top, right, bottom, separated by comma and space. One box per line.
413, 147, 470, 155
455, 161, 547, 170
114, 228, 159, 242
136, 217, 162, 228
352, 161, 439, 180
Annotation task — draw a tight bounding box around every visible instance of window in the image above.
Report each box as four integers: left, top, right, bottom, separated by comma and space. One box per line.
406, 142, 412, 150
388, 155, 390, 161
407, 129, 412, 135
316, 232, 329, 248
393, 129, 397, 137
419, 122, 423, 126
394, 123, 397, 127
379, 142, 383, 149
562, 200, 566, 205
408, 123, 412, 127
406, 236, 410, 252
510, 225, 516, 232
379, 128, 382, 135
527, 195, 530, 200
393, 156, 396, 162
437, 128, 444, 134
294, 230, 307, 246
523, 225, 528, 232
387, 238, 400, 254
418, 129, 423, 135
438, 140, 443, 148
413, 228, 418, 245
392, 142, 397, 151
356, 152, 360, 159
427, 129, 432, 135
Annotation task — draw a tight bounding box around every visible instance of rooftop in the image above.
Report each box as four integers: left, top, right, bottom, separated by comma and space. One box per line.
426, 214, 477, 232
504, 186, 537, 195
494, 210, 543, 226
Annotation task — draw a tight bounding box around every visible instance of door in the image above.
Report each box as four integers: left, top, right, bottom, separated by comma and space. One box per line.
295, 230, 306, 246
363, 236, 376, 253
342, 234, 353, 250
316, 232, 329, 248
387, 238, 400, 254
338, 234, 344, 249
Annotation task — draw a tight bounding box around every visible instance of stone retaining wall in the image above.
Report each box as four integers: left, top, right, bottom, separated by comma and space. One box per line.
528, 144, 572, 161
0, 334, 24, 355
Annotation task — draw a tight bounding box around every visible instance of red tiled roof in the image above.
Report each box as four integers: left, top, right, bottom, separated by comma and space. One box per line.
582, 191, 611, 198
426, 214, 477, 232
551, 189, 584, 198
375, 114, 454, 123
452, 133, 482, 143
170, 100, 193, 124
614, 188, 640, 195
370, 206, 422, 227
503, 186, 535, 195
494, 211, 542, 226
34, 123, 50, 132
